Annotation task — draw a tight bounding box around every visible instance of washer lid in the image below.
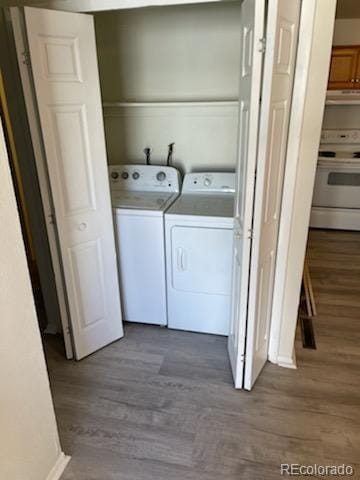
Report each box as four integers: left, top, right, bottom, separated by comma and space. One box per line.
112, 191, 177, 211
166, 194, 234, 218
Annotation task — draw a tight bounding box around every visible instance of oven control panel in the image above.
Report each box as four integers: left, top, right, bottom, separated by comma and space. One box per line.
321, 129, 360, 144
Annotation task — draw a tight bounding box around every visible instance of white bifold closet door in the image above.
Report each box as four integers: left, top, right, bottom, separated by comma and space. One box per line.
228, 0, 300, 389
24, 7, 124, 360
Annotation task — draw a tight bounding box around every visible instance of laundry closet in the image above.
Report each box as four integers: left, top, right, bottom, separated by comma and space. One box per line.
94, 4, 240, 338
11, 0, 300, 390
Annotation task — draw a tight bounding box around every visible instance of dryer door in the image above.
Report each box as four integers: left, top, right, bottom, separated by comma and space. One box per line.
171, 226, 233, 296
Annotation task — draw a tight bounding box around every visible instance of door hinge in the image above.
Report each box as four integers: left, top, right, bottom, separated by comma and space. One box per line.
21, 50, 30, 66
48, 213, 56, 225
258, 37, 266, 53
248, 228, 254, 240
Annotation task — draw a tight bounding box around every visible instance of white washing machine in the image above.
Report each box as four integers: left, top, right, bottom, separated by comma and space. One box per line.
165, 172, 235, 336
109, 164, 181, 326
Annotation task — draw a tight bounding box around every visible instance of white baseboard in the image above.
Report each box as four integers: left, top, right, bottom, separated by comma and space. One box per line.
277, 351, 297, 369
46, 452, 71, 480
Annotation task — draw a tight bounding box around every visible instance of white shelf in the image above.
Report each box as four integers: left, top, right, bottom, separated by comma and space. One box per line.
102, 100, 239, 108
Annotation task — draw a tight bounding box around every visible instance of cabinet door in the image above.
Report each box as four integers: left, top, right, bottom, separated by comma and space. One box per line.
328, 47, 358, 90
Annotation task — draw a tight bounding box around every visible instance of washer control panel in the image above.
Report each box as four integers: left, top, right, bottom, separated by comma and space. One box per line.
182, 172, 235, 194
109, 164, 181, 193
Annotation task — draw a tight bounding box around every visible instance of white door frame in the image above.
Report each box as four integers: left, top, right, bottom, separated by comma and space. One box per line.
268, 0, 337, 367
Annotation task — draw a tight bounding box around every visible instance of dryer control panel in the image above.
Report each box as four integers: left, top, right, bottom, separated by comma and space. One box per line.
182, 172, 235, 194
109, 164, 181, 193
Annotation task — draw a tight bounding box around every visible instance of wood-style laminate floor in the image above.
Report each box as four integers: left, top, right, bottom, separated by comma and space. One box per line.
45, 229, 360, 480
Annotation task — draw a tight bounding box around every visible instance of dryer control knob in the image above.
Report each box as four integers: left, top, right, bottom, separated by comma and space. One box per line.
204, 177, 212, 186
121, 171, 129, 179
156, 171, 166, 182
132, 172, 140, 180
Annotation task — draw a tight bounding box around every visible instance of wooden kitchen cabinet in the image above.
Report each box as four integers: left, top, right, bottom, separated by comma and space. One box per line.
328, 46, 360, 90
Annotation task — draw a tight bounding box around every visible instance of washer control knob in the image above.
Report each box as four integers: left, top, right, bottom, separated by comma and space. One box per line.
121, 171, 129, 180
132, 172, 140, 180
204, 177, 211, 187
111, 171, 119, 179
156, 171, 166, 182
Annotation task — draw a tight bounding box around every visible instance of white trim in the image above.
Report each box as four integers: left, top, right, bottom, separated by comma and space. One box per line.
10, 7, 73, 359
268, 0, 317, 364
277, 350, 297, 369
45, 453, 71, 480
269, 0, 337, 366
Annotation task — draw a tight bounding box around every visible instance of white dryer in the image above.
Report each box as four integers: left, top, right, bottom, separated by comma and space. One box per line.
109, 165, 181, 326
165, 172, 235, 336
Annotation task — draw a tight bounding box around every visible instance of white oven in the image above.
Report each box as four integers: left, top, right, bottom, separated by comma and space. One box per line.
310, 129, 360, 230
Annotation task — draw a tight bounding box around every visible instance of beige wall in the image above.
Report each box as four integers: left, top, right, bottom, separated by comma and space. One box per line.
94, 3, 241, 172
333, 18, 360, 45
0, 119, 67, 480
94, 3, 242, 102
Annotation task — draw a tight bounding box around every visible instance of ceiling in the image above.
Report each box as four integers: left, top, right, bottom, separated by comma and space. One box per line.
336, 0, 360, 18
